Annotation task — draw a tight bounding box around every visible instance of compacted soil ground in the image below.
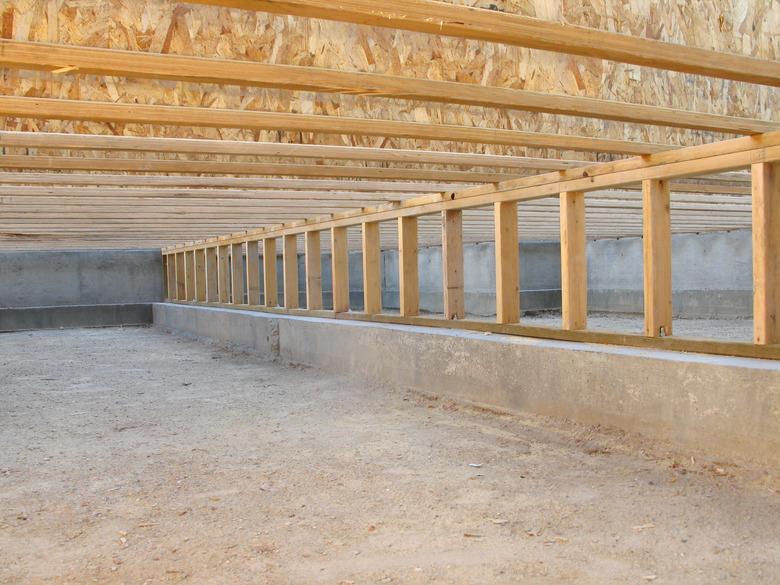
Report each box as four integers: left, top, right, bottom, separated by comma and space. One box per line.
1, 326, 778, 584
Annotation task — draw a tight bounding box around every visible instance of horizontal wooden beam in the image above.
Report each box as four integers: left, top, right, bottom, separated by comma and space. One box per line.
0, 96, 666, 155
189, 0, 780, 87
0, 185, 405, 201
0, 131, 580, 171
0, 154, 515, 182
0, 172, 468, 192
1, 40, 774, 134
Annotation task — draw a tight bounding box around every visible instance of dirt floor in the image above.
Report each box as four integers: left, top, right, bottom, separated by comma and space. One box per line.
1, 327, 779, 585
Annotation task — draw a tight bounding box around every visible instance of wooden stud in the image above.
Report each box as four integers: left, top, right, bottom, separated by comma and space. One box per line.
263, 238, 277, 307
559, 191, 587, 330
217, 244, 230, 303
398, 216, 419, 317
642, 179, 673, 337
331, 226, 349, 313
230, 242, 244, 304
305, 231, 322, 310
494, 201, 519, 324
174, 252, 185, 300
283, 234, 299, 309
194, 248, 207, 302
442, 209, 464, 319
184, 250, 196, 301
245, 240, 260, 305
206, 246, 219, 302
165, 254, 176, 300
362, 221, 382, 314
752, 162, 780, 345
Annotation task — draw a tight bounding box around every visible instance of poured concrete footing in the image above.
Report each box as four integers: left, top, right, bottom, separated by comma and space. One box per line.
153, 302, 780, 469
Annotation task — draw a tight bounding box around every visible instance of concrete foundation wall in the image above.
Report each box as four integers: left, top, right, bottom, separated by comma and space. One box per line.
0, 249, 162, 330
154, 303, 780, 469
0, 249, 163, 308
588, 229, 752, 318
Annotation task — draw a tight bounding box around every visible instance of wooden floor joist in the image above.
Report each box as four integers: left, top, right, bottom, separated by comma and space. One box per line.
0, 173, 472, 193
0, 131, 581, 171
2, 41, 775, 134
189, 0, 780, 86
0, 155, 518, 183
0, 96, 668, 155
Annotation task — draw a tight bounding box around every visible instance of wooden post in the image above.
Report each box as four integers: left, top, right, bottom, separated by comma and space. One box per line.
331, 226, 349, 313
162, 254, 170, 300
398, 216, 419, 317
166, 254, 176, 301
263, 238, 277, 307
283, 234, 299, 309
194, 248, 207, 302
362, 221, 382, 314
175, 252, 186, 300
642, 179, 673, 337
184, 250, 196, 301
206, 247, 218, 302
217, 244, 230, 303
442, 210, 464, 319
305, 231, 322, 310
230, 243, 244, 304
494, 201, 519, 324
752, 162, 780, 345
560, 191, 587, 330
245, 240, 261, 305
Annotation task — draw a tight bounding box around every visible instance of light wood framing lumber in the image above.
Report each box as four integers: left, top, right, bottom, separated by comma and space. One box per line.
245, 240, 261, 306
559, 191, 587, 330
441, 209, 464, 319
175, 252, 186, 300
0, 155, 517, 183
166, 129, 780, 252
642, 179, 673, 337
263, 238, 278, 307
0, 131, 577, 171
0, 96, 667, 155
398, 216, 419, 317
304, 231, 323, 310
217, 245, 230, 303
189, 0, 780, 86
283, 234, 299, 309
494, 201, 519, 324
361, 221, 382, 315
331, 226, 350, 313
1, 41, 775, 134
752, 162, 780, 345
195, 248, 207, 302
206, 247, 219, 302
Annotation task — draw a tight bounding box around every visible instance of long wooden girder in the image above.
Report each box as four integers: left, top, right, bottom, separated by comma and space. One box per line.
1, 40, 775, 135
0, 96, 667, 155
0, 131, 580, 171
165, 129, 780, 252
189, 0, 780, 86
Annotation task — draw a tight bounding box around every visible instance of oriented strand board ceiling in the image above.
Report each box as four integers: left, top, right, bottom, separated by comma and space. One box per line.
0, 0, 778, 249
